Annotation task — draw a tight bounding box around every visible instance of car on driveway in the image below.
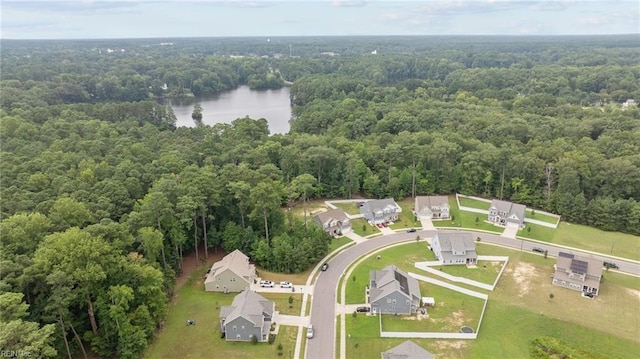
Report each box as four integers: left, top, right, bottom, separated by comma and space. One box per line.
407, 228, 417, 233
321, 263, 329, 271
280, 281, 292, 288
260, 280, 274, 288
532, 247, 544, 253
306, 324, 314, 339
356, 306, 370, 313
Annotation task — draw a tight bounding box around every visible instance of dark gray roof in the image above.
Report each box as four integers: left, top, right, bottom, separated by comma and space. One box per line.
415, 196, 449, 212
360, 198, 400, 217
434, 232, 475, 252
490, 199, 526, 221
381, 340, 435, 359
220, 290, 274, 327
370, 265, 420, 303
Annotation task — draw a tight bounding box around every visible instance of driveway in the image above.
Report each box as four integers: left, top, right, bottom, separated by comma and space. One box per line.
378, 226, 395, 235
275, 313, 309, 327
502, 222, 519, 238
420, 218, 435, 230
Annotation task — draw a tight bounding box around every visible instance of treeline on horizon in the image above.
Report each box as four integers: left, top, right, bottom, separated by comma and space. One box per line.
1, 36, 639, 358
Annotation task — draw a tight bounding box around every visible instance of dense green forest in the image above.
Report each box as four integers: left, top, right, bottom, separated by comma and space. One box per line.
1, 36, 639, 358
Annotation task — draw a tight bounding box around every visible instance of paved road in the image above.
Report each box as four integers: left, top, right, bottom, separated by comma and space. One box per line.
305, 229, 640, 359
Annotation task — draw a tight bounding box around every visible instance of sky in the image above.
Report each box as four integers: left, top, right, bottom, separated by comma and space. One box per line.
1, 0, 639, 39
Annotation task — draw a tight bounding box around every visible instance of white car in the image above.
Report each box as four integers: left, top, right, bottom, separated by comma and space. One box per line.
260, 280, 274, 288
280, 281, 292, 288
306, 324, 314, 339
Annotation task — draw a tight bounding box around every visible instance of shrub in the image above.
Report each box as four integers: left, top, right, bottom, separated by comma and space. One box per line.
268, 334, 276, 344
250, 335, 258, 345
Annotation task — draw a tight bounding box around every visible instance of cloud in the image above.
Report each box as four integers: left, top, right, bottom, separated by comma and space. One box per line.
1, 0, 144, 14
331, 0, 368, 7
530, 1, 566, 12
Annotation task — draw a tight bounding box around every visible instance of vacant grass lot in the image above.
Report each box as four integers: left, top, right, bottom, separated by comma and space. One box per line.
345, 242, 435, 304
430, 260, 504, 286
331, 201, 363, 215
478, 243, 640, 343
525, 208, 560, 224
458, 196, 490, 210
256, 266, 311, 285
518, 221, 640, 261
144, 268, 298, 359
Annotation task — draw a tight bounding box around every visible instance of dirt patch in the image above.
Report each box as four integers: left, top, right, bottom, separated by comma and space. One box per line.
175, 246, 226, 289
431, 340, 468, 350
626, 288, 640, 300
510, 262, 536, 297
450, 310, 465, 327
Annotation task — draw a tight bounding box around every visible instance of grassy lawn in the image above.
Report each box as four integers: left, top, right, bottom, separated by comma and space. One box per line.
261, 293, 302, 316
351, 218, 374, 237
518, 221, 640, 261
346, 314, 469, 358
389, 197, 422, 230
382, 282, 485, 332
344, 242, 640, 359
329, 236, 353, 252
144, 267, 297, 359
331, 201, 363, 215
481, 243, 640, 343
345, 242, 435, 304
431, 260, 504, 286
525, 208, 560, 225
458, 196, 490, 210
436, 196, 502, 233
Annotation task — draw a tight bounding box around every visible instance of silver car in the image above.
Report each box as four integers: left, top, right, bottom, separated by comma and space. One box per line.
306, 324, 314, 339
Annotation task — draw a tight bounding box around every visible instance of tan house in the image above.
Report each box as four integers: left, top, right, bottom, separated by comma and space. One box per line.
552, 252, 603, 296
313, 208, 351, 236
414, 196, 450, 220
205, 249, 255, 292
381, 340, 435, 359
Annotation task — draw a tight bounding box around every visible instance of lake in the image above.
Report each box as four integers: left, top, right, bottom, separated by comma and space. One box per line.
164, 85, 292, 134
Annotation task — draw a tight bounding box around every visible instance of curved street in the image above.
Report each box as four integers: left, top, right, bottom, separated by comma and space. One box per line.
304, 229, 640, 359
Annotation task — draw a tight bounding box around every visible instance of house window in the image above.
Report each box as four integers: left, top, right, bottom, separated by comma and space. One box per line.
241, 326, 245, 329
391, 299, 396, 304
230, 277, 236, 282
233, 326, 237, 331
236, 334, 241, 339
387, 299, 392, 304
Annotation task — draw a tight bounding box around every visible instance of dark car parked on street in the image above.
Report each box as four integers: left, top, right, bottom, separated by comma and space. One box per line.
321, 263, 329, 271
532, 247, 545, 253
604, 261, 619, 269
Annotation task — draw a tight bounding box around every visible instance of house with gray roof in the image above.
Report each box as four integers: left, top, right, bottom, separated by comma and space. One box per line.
488, 199, 526, 229
220, 289, 274, 342
552, 252, 603, 296
431, 232, 477, 265
360, 198, 402, 225
414, 196, 450, 220
381, 340, 435, 359
368, 265, 421, 315
313, 208, 351, 236
205, 249, 255, 292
